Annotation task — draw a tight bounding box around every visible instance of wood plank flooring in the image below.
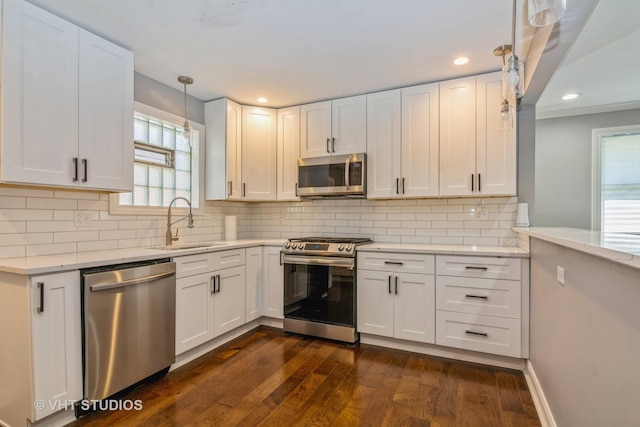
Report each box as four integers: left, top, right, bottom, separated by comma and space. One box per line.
69, 327, 540, 426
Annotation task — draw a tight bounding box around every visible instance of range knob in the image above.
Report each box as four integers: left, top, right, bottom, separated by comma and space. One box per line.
338, 245, 344, 251
346, 244, 353, 251
284, 242, 291, 249
292, 243, 298, 249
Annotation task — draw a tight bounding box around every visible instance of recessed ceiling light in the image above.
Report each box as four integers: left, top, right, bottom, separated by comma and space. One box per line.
256, 97, 268, 103
561, 93, 581, 101
453, 57, 469, 65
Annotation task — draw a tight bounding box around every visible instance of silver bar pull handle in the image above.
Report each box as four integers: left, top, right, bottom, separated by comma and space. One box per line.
37, 282, 44, 313
90, 271, 175, 291
471, 174, 474, 192
82, 159, 88, 183
326, 138, 330, 153
478, 174, 481, 192
210, 275, 215, 294
331, 137, 335, 153
465, 266, 488, 271
465, 330, 488, 337
395, 276, 398, 295
295, 183, 298, 197
216, 275, 221, 293
345, 156, 351, 191
395, 178, 399, 195
388, 275, 391, 294
384, 261, 403, 266
465, 294, 489, 300
242, 183, 246, 198
402, 177, 405, 194
228, 181, 232, 197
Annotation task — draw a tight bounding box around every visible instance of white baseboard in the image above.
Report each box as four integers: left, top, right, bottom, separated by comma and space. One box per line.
360, 334, 526, 371
523, 360, 557, 427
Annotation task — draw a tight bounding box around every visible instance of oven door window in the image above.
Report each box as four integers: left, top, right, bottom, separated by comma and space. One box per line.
284, 262, 355, 327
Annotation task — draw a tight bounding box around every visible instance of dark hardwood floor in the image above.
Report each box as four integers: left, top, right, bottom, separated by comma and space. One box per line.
69, 327, 540, 426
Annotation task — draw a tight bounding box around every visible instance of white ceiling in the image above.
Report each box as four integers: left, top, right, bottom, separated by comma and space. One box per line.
29, 0, 536, 108
536, 0, 640, 118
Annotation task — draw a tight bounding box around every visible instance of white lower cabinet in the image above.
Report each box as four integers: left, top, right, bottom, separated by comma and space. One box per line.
357, 253, 435, 344
262, 246, 283, 319
245, 246, 263, 321
358, 251, 527, 359
175, 249, 246, 355
31, 271, 82, 421
435, 255, 525, 358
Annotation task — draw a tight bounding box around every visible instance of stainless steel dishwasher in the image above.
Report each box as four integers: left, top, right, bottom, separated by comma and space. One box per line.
81, 259, 176, 402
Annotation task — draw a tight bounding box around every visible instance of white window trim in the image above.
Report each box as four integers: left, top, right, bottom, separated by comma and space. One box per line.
109, 101, 205, 216
591, 124, 640, 231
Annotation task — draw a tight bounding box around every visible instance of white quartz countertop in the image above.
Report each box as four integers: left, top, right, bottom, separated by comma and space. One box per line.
357, 242, 529, 258
0, 239, 285, 275
514, 227, 640, 270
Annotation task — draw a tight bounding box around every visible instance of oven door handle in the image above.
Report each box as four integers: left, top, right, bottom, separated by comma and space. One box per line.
345, 155, 351, 191
282, 255, 355, 269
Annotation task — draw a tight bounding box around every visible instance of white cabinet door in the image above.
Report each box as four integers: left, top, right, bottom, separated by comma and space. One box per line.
356, 269, 394, 337
476, 72, 517, 196
277, 106, 300, 201
175, 273, 215, 355
245, 246, 263, 321
366, 90, 402, 199
1, 0, 79, 187
393, 273, 435, 343
30, 271, 82, 421
439, 77, 477, 196
78, 29, 134, 192
401, 83, 440, 197
300, 101, 332, 158
214, 265, 246, 336
331, 95, 367, 155
242, 106, 277, 200
205, 98, 242, 200
262, 246, 283, 319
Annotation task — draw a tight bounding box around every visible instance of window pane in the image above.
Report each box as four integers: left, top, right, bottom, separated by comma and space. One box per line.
176, 171, 191, 191
163, 168, 175, 188
134, 163, 148, 186
148, 121, 163, 146
134, 118, 148, 142
175, 152, 190, 171
134, 147, 171, 166
149, 165, 163, 187
119, 192, 133, 206
148, 187, 163, 207
134, 186, 149, 205
177, 131, 193, 153
163, 188, 175, 204
163, 126, 176, 149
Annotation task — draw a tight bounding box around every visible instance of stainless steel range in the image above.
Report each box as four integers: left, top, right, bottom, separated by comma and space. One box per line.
281, 237, 372, 343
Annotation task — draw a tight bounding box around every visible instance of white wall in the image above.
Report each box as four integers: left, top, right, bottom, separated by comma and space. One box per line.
534, 108, 640, 228
529, 237, 640, 426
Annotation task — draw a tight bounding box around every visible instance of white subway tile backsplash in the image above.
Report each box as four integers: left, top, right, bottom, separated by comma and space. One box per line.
0, 186, 517, 258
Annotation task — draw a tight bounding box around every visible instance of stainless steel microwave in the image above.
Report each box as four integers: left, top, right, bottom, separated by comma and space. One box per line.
297, 153, 366, 198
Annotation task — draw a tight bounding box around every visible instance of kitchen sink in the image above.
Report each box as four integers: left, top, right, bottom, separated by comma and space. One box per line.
146, 243, 226, 250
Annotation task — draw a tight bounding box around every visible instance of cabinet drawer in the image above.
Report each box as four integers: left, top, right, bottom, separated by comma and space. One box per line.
436, 311, 521, 358
214, 249, 245, 269
357, 252, 434, 274
175, 253, 215, 279
436, 256, 521, 280
436, 276, 521, 318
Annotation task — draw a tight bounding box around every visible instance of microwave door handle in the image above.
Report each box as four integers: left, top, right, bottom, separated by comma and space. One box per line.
345, 156, 351, 191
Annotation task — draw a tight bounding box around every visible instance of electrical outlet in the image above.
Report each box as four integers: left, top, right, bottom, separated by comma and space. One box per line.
557, 266, 565, 285
475, 206, 489, 220
75, 211, 92, 228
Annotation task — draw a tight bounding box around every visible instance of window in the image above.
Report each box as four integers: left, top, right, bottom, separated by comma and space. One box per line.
592, 125, 640, 249
110, 102, 203, 215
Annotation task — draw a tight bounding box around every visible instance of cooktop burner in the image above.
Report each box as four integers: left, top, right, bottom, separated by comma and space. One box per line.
282, 237, 372, 257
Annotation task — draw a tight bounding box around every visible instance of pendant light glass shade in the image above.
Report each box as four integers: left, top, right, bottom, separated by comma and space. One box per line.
499, 98, 513, 129
502, 55, 524, 99
528, 0, 566, 27
178, 75, 193, 141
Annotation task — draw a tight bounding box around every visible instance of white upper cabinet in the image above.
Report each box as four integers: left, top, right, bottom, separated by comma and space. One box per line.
439, 72, 516, 197
476, 73, 517, 196
367, 84, 439, 199
401, 83, 440, 197
277, 106, 300, 201
300, 95, 366, 158
205, 98, 243, 200
0, 0, 133, 191
242, 106, 277, 200
366, 89, 402, 198
205, 100, 277, 201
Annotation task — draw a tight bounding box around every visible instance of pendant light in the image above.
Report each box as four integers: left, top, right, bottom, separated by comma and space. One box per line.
504, 0, 523, 100
493, 44, 514, 129
528, 0, 566, 27
178, 75, 193, 140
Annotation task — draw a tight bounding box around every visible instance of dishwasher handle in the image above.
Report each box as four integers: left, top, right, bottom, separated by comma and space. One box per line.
90, 270, 175, 292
